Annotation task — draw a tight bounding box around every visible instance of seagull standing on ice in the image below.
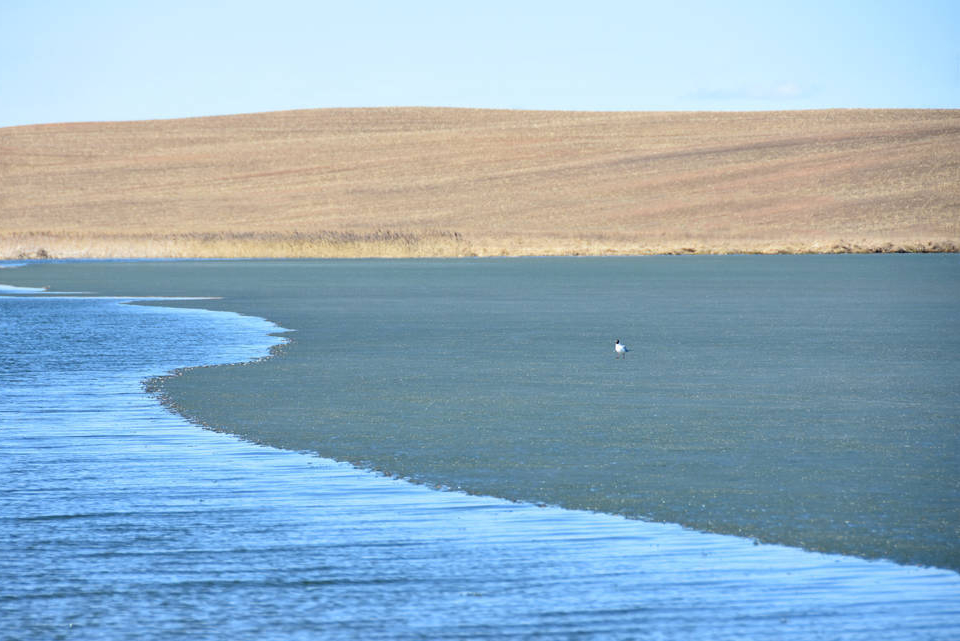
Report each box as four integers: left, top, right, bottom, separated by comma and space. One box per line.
614, 339, 629, 358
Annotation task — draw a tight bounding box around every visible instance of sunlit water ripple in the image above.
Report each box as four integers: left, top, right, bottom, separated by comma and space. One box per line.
1, 292, 958, 640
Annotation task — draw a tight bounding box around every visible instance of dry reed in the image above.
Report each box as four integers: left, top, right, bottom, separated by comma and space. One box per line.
4, 230, 956, 260
0, 230, 472, 259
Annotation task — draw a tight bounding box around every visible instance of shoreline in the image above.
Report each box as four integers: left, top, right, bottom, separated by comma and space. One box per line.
3, 231, 958, 260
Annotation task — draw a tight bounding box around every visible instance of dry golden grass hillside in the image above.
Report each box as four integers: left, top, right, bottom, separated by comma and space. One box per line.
1, 107, 957, 257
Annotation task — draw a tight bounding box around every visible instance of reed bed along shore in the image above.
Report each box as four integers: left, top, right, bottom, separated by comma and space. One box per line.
2, 107, 958, 258
0, 230, 472, 259
4, 230, 957, 259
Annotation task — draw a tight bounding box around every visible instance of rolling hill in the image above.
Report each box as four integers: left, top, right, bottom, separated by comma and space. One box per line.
2, 107, 957, 257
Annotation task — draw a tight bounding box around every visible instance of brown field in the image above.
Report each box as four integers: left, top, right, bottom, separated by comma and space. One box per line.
1, 107, 957, 258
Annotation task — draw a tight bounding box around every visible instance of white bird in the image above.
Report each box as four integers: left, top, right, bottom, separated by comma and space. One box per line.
614, 339, 629, 358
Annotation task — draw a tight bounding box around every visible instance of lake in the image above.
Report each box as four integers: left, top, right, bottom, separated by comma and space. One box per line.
1, 256, 958, 639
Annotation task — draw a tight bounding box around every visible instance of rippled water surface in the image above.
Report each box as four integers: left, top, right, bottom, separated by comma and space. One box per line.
1, 274, 959, 640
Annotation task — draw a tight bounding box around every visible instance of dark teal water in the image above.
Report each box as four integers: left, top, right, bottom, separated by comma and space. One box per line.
1, 258, 960, 640
134, 255, 959, 569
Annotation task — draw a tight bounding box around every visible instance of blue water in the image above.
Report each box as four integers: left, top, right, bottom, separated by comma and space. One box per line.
1, 285, 959, 640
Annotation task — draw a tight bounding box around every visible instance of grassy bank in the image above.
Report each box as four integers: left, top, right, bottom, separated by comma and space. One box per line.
3, 230, 958, 259
0, 230, 471, 259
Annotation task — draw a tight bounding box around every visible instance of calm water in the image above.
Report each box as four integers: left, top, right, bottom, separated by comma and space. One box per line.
135, 255, 960, 569
1, 263, 959, 640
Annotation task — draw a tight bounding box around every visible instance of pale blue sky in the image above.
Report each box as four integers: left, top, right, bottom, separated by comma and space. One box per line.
1, 1, 957, 127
